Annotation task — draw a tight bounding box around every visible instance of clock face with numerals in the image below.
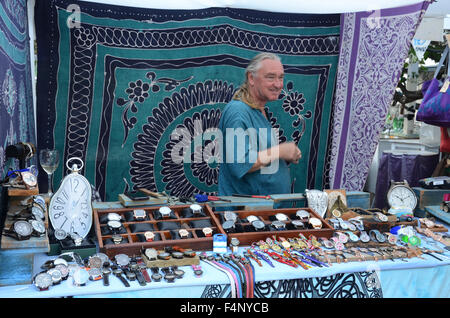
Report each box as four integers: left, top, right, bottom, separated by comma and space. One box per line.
49, 173, 92, 239
387, 185, 417, 210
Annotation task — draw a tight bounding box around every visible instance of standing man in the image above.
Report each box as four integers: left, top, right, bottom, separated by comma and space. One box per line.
218, 52, 301, 198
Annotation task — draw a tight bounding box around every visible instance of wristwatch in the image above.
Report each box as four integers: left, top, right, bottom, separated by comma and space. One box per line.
178, 229, 189, 239
72, 267, 89, 286
31, 205, 45, 220
21, 171, 37, 189
223, 211, 237, 222
230, 237, 240, 253
133, 209, 146, 221
88, 255, 103, 269
309, 217, 322, 229
70, 232, 83, 246
150, 267, 162, 282
359, 231, 371, 243
115, 254, 131, 267
251, 220, 266, 231
159, 206, 172, 219
144, 231, 155, 242
291, 220, 305, 229
112, 234, 123, 245
246, 215, 259, 223
107, 212, 122, 222
33, 272, 53, 291
275, 213, 289, 222
295, 209, 310, 222
202, 227, 213, 237
113, 267, 130, 287
369, 229, 386, 243
222, 220, 236, 233
144, 248, 158, 261
189, 204, 203, 216
4, 220, 33, 240
54, 264, 69, 281
47, 268, 63, 285
102, 267, 111, 286
271, 220, 286, 230
30, 219, 46, 237
107, 220, 123, 234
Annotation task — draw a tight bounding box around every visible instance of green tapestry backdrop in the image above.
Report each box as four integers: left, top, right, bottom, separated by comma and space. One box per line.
35, 0, 340, 201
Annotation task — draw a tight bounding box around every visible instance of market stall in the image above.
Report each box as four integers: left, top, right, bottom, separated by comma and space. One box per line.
0, 0, 449, 301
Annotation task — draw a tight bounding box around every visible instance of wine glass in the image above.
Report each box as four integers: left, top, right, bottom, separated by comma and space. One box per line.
39, 149, 60, 197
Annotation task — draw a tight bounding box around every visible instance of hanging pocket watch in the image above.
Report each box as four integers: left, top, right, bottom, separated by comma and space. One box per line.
48, 157, 93, 239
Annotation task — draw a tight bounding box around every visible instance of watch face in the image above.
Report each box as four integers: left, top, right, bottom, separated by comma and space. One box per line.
115, 254, 130, 266
145, 248, 157, 260
179, 229, 189, 238
224, 211, 237, 222
272, 220, 285, 229
49, 173, 93, 239
275, 213, 288, 222
73, 268, 89, 285
14, 220, 33, 237
296, 210, 310, 221
31, 206, 45, 220
309, 217, 322, 229
88, 256, 103, 268
291, 220, 304, 228
190, 204, 202, 214
387, 185, 417, 209
47, 268, 62, 283
107, 220, 122, 229
252, 220, 265, 231
34, 272, 53, 289
54, 228, 67, 240
202, 227, 213, 236
107, 213, 122, 221
144, 231, 155, 241
246, 215, 259, 223
159, 206, 172, 217
30, 219, 46, 234
133, 209, 146, 219
34, 195, 46, 208
54, 264, 69, 278
22, 171, 37, 187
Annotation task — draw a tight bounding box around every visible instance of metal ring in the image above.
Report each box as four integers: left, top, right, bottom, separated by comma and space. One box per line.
65, 157, 84, 172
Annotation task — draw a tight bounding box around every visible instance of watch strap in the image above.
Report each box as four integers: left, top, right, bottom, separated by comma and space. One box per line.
103, 273, 110, 286
116, 273, 130, 287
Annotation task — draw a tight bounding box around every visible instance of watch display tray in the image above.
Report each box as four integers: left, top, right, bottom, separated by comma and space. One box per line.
93, 204, 224, 257
215, 207, 334, 246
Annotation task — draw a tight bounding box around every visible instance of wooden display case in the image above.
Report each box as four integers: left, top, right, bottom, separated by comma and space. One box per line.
215, 207, 334, 246
93, 204, 224, 257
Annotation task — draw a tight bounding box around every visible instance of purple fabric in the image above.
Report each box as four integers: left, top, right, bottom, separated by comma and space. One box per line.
327, 1, 430, 191
374, 152, 439, 209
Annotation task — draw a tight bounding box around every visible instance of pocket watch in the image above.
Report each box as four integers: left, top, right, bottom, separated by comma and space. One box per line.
49, 157, 93, 239
386, 180, 417, 210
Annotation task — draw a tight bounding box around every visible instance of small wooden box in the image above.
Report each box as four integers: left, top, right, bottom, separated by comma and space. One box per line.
215, 207, 334, 246
93, 204, 224, 258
